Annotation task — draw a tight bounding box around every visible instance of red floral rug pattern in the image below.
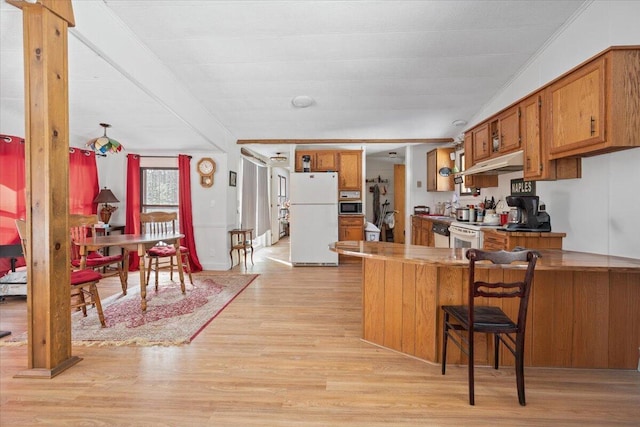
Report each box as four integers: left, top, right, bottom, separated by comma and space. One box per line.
103, 280, 221, 329
3, 273, 258, 347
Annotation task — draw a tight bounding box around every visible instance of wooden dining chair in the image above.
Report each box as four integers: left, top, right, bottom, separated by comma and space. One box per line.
140, 211, 193, 290
15, 219, 106, 327
441, 248, 538, 406
69, 214, 128, 295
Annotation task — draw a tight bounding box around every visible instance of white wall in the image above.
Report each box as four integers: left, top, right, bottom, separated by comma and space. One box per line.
463, 0, 640, 258
270, 165, 290, 245
95, 149, 234, 271
190, 150, 235, 270
407, 144, 456, 215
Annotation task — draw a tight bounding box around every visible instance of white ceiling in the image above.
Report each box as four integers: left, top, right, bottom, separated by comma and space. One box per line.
0, 0, 587, 161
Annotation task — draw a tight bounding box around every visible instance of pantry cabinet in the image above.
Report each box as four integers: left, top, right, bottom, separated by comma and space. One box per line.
427, 147, 454, 192
547, 47, 640, 158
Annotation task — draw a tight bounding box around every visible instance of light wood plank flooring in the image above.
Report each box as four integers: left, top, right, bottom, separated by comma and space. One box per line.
1, 238, 639, 426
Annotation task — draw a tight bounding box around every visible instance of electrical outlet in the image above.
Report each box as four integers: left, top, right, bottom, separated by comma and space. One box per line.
417, 180, 422, 188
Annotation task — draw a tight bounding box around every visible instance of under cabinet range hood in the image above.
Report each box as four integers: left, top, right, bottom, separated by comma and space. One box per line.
460, 150, 524, 176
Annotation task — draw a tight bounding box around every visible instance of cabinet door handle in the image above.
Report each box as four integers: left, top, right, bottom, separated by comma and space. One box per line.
590, 116, 595, 136
526, 157, 531, 169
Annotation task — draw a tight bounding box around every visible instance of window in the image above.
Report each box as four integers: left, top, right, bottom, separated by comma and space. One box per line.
458, 153, 473, 196
141, 167, 179, 217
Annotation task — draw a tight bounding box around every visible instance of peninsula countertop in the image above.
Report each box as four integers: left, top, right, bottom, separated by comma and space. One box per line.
331, 240, 640, 369
330, 241, 640, 272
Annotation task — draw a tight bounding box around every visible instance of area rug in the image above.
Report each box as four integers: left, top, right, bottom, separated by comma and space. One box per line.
2, 273, 258, 347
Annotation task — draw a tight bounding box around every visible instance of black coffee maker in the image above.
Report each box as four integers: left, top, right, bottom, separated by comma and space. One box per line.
505, 195, 551, 232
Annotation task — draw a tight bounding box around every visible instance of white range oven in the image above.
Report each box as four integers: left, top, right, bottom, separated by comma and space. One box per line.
449, 221, 505, 249
449, 222, 483, 249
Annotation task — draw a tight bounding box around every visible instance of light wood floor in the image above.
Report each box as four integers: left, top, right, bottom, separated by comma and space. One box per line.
1, 238, 639, 426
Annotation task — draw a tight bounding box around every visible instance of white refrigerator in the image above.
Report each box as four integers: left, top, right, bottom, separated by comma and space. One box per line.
289, 172, 339, 266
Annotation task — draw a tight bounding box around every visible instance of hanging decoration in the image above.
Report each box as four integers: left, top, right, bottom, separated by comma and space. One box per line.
86, 123, 123, 156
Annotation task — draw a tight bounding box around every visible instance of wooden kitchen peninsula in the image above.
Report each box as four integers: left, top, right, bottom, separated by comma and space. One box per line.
330, 241, 640, 370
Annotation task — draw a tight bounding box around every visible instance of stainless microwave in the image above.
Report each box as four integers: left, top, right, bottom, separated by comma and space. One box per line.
339, 201, 363, 215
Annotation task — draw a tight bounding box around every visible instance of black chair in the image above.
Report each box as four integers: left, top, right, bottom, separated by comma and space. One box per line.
441, 248, 538, 406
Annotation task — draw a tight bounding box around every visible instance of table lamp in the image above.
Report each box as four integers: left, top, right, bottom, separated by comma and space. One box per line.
93, 187, 119, 224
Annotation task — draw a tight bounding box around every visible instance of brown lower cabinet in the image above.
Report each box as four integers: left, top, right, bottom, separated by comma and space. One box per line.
339, 215, 364, 263
411, 216, 435, 247
483, 229, 565, 250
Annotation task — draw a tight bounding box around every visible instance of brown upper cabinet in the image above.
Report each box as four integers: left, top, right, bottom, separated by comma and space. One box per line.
491, 105, 521, 155
471, 123, 491, 163
337, 150, 362, 191
463, 46, 639, 182
547, 48, 640, 158
315, 151, 337, 171
295, 149, 362, 191
295, 150, 337, 172
427, 147, 454, 192
294, 150, 315, 171
521, 92, 581, 181
521, 93, 546, 180
463, 131, 498, 189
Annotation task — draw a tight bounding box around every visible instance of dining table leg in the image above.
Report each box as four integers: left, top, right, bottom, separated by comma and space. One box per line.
121, 248, 130, 294
174, 242, 186, 294
137, 243, 148, 311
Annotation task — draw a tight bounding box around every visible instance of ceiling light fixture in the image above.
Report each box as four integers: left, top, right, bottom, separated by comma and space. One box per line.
270, 152, 288, 162
86, 123, 123, 156
389, 152, 397, 158
452, 119, 468, 127
291, 95, 315, 108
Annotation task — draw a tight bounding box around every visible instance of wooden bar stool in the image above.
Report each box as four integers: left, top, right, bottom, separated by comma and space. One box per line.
229, 229, 254, 269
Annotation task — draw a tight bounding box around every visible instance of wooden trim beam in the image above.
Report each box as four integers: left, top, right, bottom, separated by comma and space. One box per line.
236, 138, 454, 145
12, 0, 79, 378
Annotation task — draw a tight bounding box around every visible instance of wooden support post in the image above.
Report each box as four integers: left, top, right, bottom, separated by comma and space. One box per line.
9, 0, 79, 378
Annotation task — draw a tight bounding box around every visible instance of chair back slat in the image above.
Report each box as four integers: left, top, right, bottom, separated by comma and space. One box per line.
68, 214, 99, 261
467, 249, 538, 333
140, 211, 177, 234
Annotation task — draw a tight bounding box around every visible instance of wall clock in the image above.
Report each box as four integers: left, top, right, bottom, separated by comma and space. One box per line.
197, 157, 216, 188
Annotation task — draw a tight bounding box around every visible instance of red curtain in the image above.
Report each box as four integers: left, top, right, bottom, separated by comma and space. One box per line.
1, 141, 101, 275
68, 148, 99, 214
0, 135, 27, 274
125, 154, 141, 271
178, 155, 203, 271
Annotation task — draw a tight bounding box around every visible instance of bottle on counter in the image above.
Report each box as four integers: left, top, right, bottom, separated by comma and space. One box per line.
469, 205, 475, 223
477, 209, 484, 223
